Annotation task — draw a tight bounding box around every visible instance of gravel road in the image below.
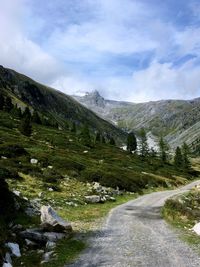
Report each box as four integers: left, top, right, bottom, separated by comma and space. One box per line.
67, 180, 200, 267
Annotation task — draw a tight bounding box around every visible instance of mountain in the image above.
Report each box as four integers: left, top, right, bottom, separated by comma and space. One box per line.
0, 66, 126, 143
73, 91, 200, 151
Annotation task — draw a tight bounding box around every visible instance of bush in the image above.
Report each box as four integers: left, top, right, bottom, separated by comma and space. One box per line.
0, 144, 28, 158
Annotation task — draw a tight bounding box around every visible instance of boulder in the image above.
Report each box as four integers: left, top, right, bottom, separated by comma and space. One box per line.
5, 253, 12, 264
20, 229, 68, 243
41, 251, 54, 264
30, 158, 38, 164
2, 263, 12, 267
5, 243, 21, 257
85, 195, 101, 203
43, 232, 67, 242
192, 222, 200, 235
46, 241, 56, 250
20, 229, 47, 244
40, 206, 72, 233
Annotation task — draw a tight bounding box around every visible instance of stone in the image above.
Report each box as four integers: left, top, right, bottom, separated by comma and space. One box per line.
85, 195, 101, 203
25, 239, 38, 248
43, 232, 67, 242
20, 229, 47, 244
40, 205, 72, 233
13, 190, 21, 197
30, 158, 38, 164
5, 253, 12, 264
2, 263, 12, 267
5, 243, 21, 257
46, 241, 56, 250
41, 251, 54, 264
48, 188, 54, 192
192, 222, 200, 235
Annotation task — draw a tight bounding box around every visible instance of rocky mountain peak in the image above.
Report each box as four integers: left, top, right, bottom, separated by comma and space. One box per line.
82, 90, 105, 108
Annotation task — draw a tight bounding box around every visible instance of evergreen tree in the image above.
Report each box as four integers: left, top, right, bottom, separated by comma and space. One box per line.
0, 94, 5, 110
23, 106, 31, 119
80, 124, 91, 146
182, 142, 191, 169
109, 137, 116, 146
149, 147, 157, 158
127, 132, 137, 153
138, 128, 149, 157
159, 136, 169, 163
11, 105, 22, 118
95, 132, 101, 143
102, 136, 106, 144
19, 116, 32, 136
174, 146, 183, 168
4, 96, 13, 112
32, 110, 41, 124
71, 122, 76, 133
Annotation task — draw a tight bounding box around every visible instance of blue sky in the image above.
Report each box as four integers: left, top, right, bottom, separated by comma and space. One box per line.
0, 0, 200, 102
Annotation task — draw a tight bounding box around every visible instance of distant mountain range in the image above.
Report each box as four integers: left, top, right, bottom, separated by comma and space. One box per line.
73, 90, 200, 151
0, 66, 126, 143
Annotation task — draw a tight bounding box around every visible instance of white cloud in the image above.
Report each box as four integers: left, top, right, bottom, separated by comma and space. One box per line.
0, 0, 64, 84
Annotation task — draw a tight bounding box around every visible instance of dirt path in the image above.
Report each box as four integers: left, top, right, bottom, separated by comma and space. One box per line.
67, 180, 200, 267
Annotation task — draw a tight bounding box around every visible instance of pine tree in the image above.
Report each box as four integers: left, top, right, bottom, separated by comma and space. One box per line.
102, 136, 106, 144
159, 136, 169, 163
80, 124, 91, 146
182, 142, 191, 170
95, 132, 101, 143
32, 110, 41, 124
4, 96, 13, 112
174, 146, 183, 168
109, 137, 116, 146
138, 128, 149, 157
0, 94, 5, 110
71, 122, 76, 133
23, 106, 31, 119
11, 105, 22, 118
19, 116, 32, 136
127, 132, 137, 153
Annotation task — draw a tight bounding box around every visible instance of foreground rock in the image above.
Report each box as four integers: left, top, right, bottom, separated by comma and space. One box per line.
5, 243, 21, 257
20, 228, 68, 243
40, 205, 72, 233
85, 195, 102, 203
192, 222, 200, 235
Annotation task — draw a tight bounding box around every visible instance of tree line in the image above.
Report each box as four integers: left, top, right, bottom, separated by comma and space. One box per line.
126, 128, 191, 170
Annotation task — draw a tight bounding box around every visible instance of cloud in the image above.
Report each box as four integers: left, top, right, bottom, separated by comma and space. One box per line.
0, 0, 200, 102
0, 0, 64, 84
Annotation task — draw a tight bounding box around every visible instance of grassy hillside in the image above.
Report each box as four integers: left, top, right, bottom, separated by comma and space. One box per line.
74, 91, 200, 151
0, 66, 126, 144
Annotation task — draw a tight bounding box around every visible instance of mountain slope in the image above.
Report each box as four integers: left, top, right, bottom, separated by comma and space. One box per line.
73, 91, 200, 150
0, 66, 126, 143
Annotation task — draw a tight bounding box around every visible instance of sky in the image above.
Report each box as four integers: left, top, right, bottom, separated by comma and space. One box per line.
1, 0, 200, 102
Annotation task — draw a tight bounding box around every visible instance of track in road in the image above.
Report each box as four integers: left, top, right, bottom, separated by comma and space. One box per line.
67, 180, 200, 267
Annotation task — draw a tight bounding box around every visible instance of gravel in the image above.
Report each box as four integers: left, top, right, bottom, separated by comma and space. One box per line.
67, 180, 200, 267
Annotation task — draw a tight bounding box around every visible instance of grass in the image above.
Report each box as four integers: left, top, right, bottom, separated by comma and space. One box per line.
162, 182, 200, 252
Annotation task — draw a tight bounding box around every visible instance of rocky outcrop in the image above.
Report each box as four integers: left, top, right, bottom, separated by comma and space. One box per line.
40, 205, 72, 233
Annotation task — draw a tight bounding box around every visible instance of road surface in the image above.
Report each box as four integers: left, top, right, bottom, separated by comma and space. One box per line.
67, 180, 200, 267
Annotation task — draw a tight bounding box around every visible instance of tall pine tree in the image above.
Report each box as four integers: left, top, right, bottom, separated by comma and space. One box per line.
159, 136, 169, 163
19, 116, 32, 136
174, 146, 183, 168
138, 128, 149, 157
127, 132, 137, 153
182, 142, 191, 170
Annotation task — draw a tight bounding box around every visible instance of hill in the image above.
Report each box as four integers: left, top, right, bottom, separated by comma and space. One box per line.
73, 91, 200, 151
0, 66, 126, 144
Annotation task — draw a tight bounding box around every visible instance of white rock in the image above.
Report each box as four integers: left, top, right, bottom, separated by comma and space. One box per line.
5, 252, 12, 264
1, 156, 7, 159
13, 190, 21, 197
46, 241, 56, 250
85, 195, 101, 203
47, 166, 53, 169
192, 222, 200, 235
6, 243, 21, 257
2, 263, 12, 267
83, 150, 88, 153
48, 188, 53, 192
30, 158, 38, 164
40, 205, 72, 233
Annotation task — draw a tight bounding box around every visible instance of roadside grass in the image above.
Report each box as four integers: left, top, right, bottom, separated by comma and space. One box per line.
162, 186, 200, 252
